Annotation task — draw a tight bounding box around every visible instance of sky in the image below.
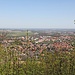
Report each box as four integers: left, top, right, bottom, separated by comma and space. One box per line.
0, 0, 75, 29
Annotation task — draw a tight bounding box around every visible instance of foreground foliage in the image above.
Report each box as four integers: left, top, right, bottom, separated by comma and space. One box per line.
0, 45, 75, 75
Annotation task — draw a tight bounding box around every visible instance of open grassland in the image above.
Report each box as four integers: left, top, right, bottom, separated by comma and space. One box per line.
6, 31, 33, 37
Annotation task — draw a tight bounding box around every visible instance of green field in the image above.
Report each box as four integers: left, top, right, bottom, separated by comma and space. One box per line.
7, 31, 33, 37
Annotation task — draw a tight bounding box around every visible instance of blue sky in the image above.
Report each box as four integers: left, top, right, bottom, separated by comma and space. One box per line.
0, 0, 75, 29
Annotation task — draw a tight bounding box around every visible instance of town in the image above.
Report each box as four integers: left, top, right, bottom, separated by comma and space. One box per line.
0, 29, 75, 60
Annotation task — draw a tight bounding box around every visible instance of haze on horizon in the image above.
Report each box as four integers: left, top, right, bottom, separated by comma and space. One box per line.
0, 0, 75, 29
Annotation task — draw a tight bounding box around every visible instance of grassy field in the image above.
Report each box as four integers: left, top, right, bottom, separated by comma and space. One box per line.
7, 31, 33, 37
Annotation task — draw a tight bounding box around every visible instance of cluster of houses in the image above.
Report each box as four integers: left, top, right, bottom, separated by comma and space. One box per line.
0, 30, 75, 61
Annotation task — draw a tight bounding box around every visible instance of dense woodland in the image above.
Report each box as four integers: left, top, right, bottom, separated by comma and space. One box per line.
0, 44, 75, 75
